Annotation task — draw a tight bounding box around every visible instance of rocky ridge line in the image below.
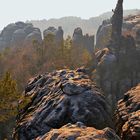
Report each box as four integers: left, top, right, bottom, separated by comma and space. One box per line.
13, 68, 113, 139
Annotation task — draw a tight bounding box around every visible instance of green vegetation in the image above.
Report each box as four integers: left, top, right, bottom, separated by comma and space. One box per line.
0, 72, 19, 122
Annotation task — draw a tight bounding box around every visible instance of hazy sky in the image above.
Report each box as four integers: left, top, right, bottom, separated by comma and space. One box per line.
0, 0, 140, 29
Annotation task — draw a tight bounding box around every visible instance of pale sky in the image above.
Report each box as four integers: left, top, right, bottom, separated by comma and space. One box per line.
0, 0, 140, 29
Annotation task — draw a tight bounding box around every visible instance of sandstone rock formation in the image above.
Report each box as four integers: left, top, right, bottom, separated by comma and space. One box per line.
111, 0, 123, 43
36, 123, 120, 140
72, 27, 94, 54
13, 68, 113, 139
115, 84, 140, 140
43, 26, 64, 47
96, 20, 112, 49
96, 14, 140, 49
92, 0, 140, 111
93, 36, 140, 112
0, 22, 42, 49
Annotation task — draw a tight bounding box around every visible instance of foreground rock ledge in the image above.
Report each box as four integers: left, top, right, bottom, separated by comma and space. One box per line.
115, 84, 140, 139
13, 68, 113, 139
36, 123, 120, 140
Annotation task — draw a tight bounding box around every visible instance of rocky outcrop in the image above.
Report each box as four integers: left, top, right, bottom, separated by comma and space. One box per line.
96, 14, 140, 49
115, 84, 140, 139
72, 27, 94, 54
43, 26, 64, 47
96, 20, 112, 49
83, 34, 95, 53
93, 37, 140, 112
72, 27, 83, 46
0, 22, 42, 49
13, 68, 113, 139
36, 123, 120, 140
92, 0, 140, 112
111, 0, 123, 43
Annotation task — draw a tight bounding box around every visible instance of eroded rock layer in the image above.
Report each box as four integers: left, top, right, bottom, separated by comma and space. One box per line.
115, 84, 140, 140
13, 68, 112, 139
36, 123, 120, 140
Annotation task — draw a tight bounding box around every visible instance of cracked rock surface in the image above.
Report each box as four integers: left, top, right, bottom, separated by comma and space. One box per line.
13, 68, 112, 139
115, 84, 140, 140
36, 123, 120, 140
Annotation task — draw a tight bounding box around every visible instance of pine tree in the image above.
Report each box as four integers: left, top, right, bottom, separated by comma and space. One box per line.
0, 72, 19, 122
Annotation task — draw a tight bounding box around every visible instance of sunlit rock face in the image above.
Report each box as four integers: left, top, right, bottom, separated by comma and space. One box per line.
36, 123, 120, 140
13, 68, 113, 140
115, 84, 140, 140
72, 27, 94, 54
0, 22, 42, 49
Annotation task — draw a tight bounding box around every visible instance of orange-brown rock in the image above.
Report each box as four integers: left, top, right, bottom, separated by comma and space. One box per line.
36, 123, 120, 140
13, 68, 113, 140
115, 84, 140, 139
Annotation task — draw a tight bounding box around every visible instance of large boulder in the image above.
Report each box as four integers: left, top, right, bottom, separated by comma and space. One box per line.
115, 84, 140, 139
36, 123, 120, 140
13, 68, 113, 139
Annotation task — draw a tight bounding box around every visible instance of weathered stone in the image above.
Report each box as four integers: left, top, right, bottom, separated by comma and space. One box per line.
13, 69, 113, 140
115, 84, 140, 139
36, 123, 120, 140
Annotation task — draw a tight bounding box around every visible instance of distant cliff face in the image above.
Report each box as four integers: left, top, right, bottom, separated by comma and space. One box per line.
0, 22, 42, 49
